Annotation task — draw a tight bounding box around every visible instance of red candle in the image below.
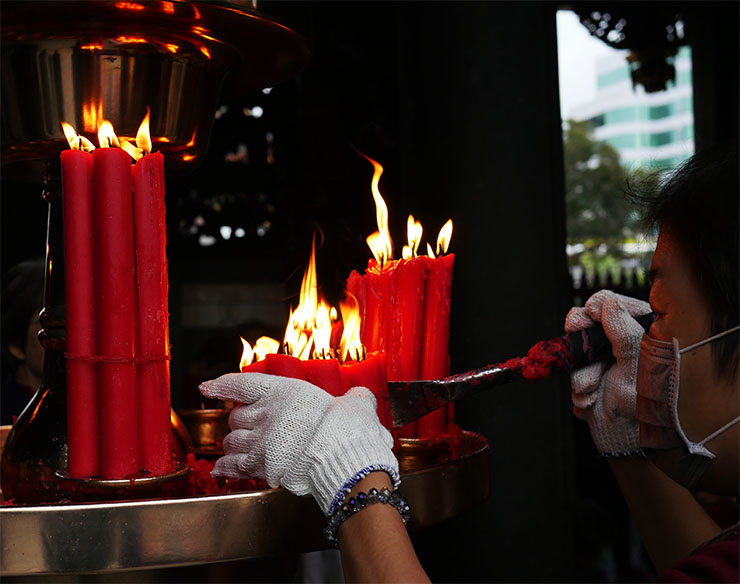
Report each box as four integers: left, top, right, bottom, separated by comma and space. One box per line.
386, 257, 430, 438
340, 353, 391, 430
241, 359, 268, 374
303, 358, 344, 397
61, 149, 99, 478
132, 151, 171, 475
386, 257, 430, 380
363, 260, 391, 352
417, 253, 454, 437
93, 147, 139, 478
264, 353, 306, 378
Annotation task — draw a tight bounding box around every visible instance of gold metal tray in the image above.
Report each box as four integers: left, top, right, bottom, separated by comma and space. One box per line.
0, 431, 489, 576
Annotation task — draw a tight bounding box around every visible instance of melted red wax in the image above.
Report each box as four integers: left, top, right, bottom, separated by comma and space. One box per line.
502, 338, 570, 381
185, 453, 268, 496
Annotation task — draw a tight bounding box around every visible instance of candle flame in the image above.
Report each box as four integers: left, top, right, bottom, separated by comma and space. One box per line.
406, 214, 423, 258
436, 219, 453, 255
239, 337, 253, 370
426, 242, 435, 259
339, 292, 363, 361
136, 108, 152, 154
61, 122, 95, 152
357, 151, 393, 266
283, 233, 336, 360
254, 336, 280, 361
238, 234, 364, 367
98, 120, 121, 149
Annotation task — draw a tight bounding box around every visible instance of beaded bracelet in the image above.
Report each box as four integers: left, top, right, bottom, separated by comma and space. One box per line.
324, 487, 411, 548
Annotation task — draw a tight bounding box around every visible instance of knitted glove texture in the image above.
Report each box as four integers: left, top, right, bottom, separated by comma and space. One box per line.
564, 290, 652, 456
199, 372, 399, 514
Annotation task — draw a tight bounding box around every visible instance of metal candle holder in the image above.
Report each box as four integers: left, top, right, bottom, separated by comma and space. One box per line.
0, 1, 309, 503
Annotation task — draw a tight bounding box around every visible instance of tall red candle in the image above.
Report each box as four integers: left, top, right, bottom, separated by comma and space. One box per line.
93, 147, 139, 478
61, 149, 99, 478
386, 257, 430, 437
363, 260, 388, 352
417, 253, 454, 437
386, 257, 429, 380
132, 151, 171, 474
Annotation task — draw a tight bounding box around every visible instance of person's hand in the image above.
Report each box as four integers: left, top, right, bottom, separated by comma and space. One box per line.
565, 290, 652, 456
199, 373, 399, 515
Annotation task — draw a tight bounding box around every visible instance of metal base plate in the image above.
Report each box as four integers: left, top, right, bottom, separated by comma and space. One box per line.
0, 431, 489, 575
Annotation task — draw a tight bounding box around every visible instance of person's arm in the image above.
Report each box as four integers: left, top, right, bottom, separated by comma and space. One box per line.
608, 458, 721, 573
339, 472, 430, 583
199, 375, 428, 582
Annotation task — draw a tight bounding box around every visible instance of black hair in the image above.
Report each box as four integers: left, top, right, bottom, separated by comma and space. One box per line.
627, 139, 739, 380
1, 259, 45, 379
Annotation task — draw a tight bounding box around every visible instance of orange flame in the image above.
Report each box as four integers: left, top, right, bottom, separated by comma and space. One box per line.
339, 292, 363, 361
119, 109, 152, 161
239, 234, 362, 367
60, 122, 95, 152
283, 234, 336, 360
436, 219, 453, 255
97, 120, 120, 149
357, 151, 393, 266
402, 214, 423, 259
239, 337, 253, 370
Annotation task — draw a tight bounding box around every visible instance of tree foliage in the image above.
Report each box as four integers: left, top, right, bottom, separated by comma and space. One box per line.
563, 120, 643, 244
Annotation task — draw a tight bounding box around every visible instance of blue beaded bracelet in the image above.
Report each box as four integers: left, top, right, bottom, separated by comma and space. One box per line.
324, 487, 411, 548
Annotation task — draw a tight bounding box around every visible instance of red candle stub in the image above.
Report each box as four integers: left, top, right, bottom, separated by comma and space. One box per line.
93, 147, 139, 479
61, 148, 100, 478
132, 151, 171, 475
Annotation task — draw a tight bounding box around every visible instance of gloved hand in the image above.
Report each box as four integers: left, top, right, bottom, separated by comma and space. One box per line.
564, 290, 652, 456
199, 373, 399, 515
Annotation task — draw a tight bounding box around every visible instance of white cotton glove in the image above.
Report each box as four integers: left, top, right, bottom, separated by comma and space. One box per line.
564, 290, 652, 456
199, 372, 399, 515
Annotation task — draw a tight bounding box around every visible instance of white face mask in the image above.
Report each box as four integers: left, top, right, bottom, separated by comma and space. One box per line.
635, 325, 740, 490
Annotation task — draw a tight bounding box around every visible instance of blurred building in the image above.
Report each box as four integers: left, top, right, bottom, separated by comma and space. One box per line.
572, 46, 694, 170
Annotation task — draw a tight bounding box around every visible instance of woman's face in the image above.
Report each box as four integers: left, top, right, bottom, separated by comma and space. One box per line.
648, 227, 738, 488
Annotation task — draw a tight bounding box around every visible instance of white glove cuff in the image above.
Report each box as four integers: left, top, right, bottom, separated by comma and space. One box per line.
310, 439, 400, 516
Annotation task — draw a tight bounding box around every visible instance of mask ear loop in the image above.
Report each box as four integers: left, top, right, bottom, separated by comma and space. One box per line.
697, 416, 740, 448
674, 324, 740, 456
678, 325, 740, 354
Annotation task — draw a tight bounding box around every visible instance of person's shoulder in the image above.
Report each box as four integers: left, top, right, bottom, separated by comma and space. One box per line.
657, 523, 739, 584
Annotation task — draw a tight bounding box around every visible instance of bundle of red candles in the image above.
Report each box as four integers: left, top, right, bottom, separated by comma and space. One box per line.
60, 112, 172, 479
346, 154, 454, 439
241, 153, 455, 442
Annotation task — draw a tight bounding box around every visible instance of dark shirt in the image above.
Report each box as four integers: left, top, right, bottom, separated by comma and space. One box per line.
657, 524, 740, 583
1, 374, 34, 425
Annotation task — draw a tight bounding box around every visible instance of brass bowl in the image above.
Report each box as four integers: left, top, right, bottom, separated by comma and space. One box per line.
397, 436, 453, 472
177, 408, 230, 457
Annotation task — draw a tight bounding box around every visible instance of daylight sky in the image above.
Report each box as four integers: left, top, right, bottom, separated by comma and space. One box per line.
556, 10, 622, 120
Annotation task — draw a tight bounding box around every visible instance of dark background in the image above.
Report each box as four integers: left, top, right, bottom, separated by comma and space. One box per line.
1, 1, 737, 581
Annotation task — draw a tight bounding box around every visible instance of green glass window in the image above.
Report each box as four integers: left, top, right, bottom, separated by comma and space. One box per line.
649, 104, 672, 119
605, 134, 638, 149
650, 131, 674, 147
